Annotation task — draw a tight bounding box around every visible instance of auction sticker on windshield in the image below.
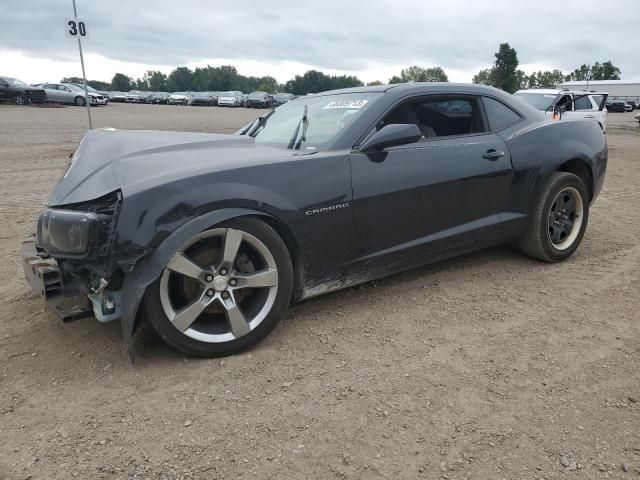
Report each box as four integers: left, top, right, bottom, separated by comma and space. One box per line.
323, 99, 369, 109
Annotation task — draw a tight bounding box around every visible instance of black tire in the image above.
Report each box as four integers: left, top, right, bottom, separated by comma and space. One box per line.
518, 172, 589, 262
14, 94, 26, 105
144, 217, 293, 357
74, 96, 86, 106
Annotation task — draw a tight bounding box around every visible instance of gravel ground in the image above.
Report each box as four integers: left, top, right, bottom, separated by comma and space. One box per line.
0, 104, 639, 480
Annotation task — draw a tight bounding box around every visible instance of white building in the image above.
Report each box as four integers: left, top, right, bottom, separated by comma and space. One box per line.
557, 80, 640, 101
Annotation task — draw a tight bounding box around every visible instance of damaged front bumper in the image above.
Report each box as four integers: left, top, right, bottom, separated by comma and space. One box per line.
22, 237, 121, 323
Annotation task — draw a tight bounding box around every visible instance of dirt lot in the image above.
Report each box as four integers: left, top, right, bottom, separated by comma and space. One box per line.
0, 104, 639, 480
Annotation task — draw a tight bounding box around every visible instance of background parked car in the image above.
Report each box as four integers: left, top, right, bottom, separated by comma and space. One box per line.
246, 91, 273, 108
272, 92, 295, 106
606, 101, 627, 113
0, 76, 46, 104
70, 84, 110, 103
627, 100, 638, 110
146, 92, 170, 104
515, 88, 608, 132
190, 92, 216, 106
36, 83, 106, 106
109, 91, 127, 102
217, 91, 243, 107
168, 92, 190, 105
125, 91, 143, 103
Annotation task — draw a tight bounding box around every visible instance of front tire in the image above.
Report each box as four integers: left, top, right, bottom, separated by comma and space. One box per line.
144, 217, 293, 357
15, 94, 26, 105
518, 172, 589, 262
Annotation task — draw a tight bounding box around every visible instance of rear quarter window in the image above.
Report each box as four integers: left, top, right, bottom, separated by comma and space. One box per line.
482, 97, 522, 131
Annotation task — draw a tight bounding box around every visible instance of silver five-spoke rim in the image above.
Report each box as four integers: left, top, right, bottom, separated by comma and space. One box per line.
547, 186, 584, 251
159, 228, 278, 343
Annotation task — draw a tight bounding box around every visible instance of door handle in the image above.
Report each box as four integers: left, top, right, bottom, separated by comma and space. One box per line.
482, 149, 505, 161
583, 115, 596, 119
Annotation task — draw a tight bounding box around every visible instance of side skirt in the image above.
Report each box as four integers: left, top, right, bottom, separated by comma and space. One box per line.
299, 235, 509, 301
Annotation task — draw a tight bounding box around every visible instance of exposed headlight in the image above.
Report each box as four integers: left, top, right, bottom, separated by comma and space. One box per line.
36, 209, 98, 255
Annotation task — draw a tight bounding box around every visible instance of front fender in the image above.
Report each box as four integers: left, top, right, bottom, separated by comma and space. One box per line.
119, 207, 274, 361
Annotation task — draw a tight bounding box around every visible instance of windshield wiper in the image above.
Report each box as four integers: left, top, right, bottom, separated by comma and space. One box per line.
287, 105, 309, 150
248, 109, 275, 137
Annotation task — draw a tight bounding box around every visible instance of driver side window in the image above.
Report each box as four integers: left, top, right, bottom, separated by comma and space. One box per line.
381, 96, 486, 141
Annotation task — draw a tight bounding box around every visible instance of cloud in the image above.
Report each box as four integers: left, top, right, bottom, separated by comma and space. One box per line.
1, 0, 639, 83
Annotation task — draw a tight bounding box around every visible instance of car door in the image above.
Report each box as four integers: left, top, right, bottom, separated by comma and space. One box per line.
58, 85, 77, 104
349, 94, 515, 268
41, 84, 58, 102
564, 94, 596, 120
564, 94, 608, 130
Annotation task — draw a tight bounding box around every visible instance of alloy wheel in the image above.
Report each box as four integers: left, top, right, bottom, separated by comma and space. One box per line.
547, 186, 584, 251
159, 228, 279, 343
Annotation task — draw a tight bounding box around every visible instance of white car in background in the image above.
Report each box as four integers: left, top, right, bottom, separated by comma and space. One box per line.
168, 92, 190, 105
514, 88, 608, 133
217, 91, 243, 107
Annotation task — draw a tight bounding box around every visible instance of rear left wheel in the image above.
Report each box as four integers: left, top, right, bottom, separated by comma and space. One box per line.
144, 218, 293, 357
518, 172, 589, 262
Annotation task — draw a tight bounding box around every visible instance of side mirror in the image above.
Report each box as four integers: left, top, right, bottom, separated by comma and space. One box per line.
359, 123, 422, 152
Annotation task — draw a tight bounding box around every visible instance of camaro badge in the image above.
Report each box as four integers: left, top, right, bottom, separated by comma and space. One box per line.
305, 203, 350, 216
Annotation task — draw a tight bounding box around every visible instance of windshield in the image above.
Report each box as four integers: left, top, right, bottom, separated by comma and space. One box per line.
65, 84, 87, 92
249, 91, 267, 98
250, 92, 381, 148
3, 77, 27, 86
513, 92, 558, 111
275, 94, 291, 99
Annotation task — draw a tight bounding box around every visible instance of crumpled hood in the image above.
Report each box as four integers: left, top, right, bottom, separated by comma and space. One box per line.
46, 128, 285, 206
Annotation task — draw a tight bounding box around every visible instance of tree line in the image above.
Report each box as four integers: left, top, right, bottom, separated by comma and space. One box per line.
61, 46, 622, 95
61, 65, 447, 95
64, 66, 366, 95
472, 43, 621, 93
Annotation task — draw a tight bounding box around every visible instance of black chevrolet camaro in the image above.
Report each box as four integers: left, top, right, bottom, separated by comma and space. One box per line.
23, 83, 607, 358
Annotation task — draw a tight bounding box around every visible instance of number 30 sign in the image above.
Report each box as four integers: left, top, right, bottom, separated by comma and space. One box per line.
65, 19, 89, 38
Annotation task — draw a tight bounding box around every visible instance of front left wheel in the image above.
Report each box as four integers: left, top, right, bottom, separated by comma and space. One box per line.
144, 218, 293, 357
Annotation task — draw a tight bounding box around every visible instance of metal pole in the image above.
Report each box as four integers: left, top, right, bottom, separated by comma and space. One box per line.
73, 0, 92, 129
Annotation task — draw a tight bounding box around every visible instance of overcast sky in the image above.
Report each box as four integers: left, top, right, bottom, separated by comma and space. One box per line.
1, 0, 639, 85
